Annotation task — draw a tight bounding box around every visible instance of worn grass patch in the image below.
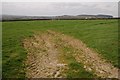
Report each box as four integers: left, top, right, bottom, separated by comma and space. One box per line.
62, 47, 95, 78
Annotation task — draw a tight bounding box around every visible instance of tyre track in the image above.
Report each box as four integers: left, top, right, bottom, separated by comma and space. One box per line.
23, 32, 67, 78
23, 30, 119, 78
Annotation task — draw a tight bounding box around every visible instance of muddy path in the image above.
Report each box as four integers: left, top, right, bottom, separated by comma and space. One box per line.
23, 30, 119, 78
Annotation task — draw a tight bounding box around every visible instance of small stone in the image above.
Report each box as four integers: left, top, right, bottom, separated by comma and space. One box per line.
54, 71, 60, 78
99, 70, 104, 74
87, 67, 92, 71
57, 64, 67, 67
84, 65, 87, 69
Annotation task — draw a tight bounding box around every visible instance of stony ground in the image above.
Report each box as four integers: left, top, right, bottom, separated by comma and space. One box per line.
23, 30, 119, 78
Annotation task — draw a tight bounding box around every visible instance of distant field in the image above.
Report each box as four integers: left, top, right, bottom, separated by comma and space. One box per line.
2, 19, 118, 78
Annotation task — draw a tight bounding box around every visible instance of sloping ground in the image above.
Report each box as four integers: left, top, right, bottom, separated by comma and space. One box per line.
23, 30, 118, 78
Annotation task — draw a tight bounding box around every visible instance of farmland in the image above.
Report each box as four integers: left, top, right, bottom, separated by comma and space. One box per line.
2, 19, 118, 78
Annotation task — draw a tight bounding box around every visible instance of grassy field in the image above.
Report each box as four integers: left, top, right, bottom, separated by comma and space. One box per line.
0, 22, 2, 78
2, 19, 118, 78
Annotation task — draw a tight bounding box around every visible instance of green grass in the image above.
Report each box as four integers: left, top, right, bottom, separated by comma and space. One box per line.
60, 46, 96, 78
2, 19, 118, 78
0, 22, 2, 78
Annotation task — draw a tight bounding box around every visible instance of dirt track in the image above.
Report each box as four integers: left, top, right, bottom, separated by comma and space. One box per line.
23, 30, 118, 78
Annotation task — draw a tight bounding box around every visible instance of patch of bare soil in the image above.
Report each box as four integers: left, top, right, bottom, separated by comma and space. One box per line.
23, 30, 119, 78
23, 32, 67, 78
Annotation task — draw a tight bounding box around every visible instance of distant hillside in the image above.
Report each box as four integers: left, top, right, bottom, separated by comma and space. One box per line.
55, 15, 113, 20
1, 14, 114, 21
2, 15, 53, 21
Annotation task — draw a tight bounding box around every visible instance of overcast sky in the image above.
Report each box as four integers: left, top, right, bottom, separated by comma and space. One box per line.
2, 2, 118, 17
1, 0, 119, 2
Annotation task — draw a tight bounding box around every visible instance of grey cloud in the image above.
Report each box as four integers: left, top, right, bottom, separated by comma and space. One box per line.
2, 2, 118, 17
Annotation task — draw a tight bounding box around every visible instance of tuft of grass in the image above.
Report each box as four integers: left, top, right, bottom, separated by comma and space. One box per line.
62, 47, 95, 78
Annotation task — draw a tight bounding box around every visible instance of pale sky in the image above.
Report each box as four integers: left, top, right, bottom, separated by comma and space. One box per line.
2, 2, 119, 17
1, 0, 120, 2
